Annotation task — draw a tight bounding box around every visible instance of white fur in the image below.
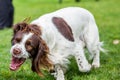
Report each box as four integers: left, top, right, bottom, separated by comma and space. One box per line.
30, 7, 102, 80
10, 33, 33, 58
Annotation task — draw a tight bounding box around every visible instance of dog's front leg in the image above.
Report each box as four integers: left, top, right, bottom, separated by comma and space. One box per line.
50, 64, 66, 80
56, 65, 65, 80
54, 65, 65, 80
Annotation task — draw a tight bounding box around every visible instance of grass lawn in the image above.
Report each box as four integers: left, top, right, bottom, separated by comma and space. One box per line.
0, 0, 120, 80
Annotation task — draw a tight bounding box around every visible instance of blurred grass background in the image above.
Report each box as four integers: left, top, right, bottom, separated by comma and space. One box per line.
0, 0, 120, 80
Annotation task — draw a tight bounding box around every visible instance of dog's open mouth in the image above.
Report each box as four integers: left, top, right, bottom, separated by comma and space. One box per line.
10, 56, 26, 71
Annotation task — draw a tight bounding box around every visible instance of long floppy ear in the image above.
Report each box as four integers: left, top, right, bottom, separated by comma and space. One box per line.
13, 22, 28, 34
31, 37, 53, 76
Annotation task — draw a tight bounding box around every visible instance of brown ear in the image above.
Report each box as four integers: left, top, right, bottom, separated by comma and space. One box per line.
13, 22, 28, 34
31, 37, 53, 76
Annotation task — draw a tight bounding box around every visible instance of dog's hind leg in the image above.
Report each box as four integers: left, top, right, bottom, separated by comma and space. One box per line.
86, 42, 100, 68
74, 42, 91, 72
84, 20, 101, 68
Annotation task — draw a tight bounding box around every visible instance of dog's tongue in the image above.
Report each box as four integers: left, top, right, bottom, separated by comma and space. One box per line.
10, 56, 26, 71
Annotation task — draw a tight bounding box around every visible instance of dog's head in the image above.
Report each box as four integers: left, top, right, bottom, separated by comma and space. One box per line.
10, 22, 53, 76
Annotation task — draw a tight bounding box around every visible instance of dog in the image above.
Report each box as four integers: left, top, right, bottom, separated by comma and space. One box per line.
10, 7, 103, 80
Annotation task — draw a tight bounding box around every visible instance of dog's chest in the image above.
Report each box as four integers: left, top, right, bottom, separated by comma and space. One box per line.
48, 39, 75, 66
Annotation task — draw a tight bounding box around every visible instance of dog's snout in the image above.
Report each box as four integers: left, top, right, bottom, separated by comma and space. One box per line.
13, 48, 21, 55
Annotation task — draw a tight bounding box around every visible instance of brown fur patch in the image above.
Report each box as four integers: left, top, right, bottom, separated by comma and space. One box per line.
52, 17, 74, 42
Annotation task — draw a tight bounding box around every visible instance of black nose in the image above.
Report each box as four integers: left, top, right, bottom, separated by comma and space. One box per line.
13, 48, 21, 55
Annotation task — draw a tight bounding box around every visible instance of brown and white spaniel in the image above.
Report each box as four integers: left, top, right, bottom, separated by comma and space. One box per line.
10, 7, 104, 80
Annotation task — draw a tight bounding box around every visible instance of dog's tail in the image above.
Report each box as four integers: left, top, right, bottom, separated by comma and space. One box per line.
98, 41, 108, 54
88, 41, 107, 60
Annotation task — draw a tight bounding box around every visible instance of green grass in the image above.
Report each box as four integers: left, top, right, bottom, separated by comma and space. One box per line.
0, 0, 120, 80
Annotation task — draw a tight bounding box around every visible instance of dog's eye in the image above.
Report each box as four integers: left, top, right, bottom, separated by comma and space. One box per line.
26, 45, 33, 52
15, 37, 21, 43
11, 37, 21, 45
25, 40, 33, 52
26, 40, 31, 46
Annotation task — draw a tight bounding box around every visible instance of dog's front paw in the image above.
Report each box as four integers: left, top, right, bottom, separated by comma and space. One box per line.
79, 63, 91, 72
